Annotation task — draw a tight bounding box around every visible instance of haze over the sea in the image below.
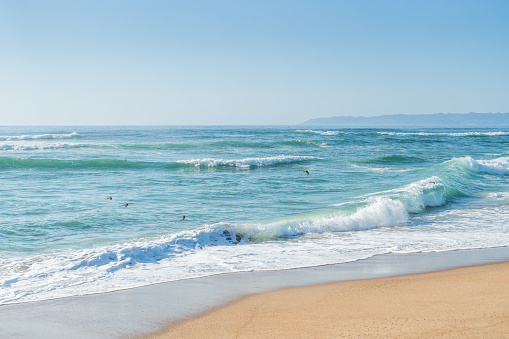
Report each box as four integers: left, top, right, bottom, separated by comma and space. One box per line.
302, 112, 509, 127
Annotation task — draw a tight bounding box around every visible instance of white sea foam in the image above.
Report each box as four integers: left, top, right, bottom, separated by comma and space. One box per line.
336, 177, 448, 214
1, 181, 508, 305
0, 132, 78, 141
295, 130, 342, 136
0, 168, 503, 305
177, 155, 317, 167
3, 191, 508, 305
0, 143, 85, 151
486, 192, 509, 200
378, 131, 509, 137
397, 177, 448, 213
0, 197, 409, 304
0, 223, 246, 304
261, 197, 409, 237
460, 156, 509, 175
349, 164, 411, 173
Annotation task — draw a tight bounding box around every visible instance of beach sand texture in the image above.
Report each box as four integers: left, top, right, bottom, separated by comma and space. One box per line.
148, 262, 509, 338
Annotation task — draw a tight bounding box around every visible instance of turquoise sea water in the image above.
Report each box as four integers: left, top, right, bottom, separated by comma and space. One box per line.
1, 126, 508, 304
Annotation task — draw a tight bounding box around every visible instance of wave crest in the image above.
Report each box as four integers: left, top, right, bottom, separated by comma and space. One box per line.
0, 174, 466, 305
0, 143, 85, 151
359, 155, 425, 164
177, 155, 317, 168
294, 130, 344, 136
378, 131, 509, 137
458, 156, 509, 175
0, 132, 78, 141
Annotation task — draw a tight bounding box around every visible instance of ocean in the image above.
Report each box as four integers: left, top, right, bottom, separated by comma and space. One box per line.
1, 126, 508, 305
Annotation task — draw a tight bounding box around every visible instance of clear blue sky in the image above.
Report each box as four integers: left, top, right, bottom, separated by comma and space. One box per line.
1, 0, 508, 125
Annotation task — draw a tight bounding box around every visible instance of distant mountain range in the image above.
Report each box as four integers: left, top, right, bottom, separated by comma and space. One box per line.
302, 113, 509, 127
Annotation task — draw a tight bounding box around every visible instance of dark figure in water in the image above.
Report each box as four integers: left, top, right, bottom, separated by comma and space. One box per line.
179, 215, 185, 220
302, 170, 309, 176
104, 197, 112, 200
122, 203, 128, 207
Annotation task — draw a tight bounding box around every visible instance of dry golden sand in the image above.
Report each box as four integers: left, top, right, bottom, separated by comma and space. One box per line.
146, 262, 509, 338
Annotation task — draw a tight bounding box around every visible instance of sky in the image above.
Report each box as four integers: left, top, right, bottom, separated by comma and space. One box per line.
1, 0, 508, 125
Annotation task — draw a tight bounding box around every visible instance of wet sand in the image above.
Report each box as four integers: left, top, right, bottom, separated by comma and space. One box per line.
148, 261, 509, 338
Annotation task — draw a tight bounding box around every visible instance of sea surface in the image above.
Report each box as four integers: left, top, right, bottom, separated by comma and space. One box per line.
1, 126, 508, 304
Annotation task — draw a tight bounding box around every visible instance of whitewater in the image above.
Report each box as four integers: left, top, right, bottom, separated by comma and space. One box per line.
1, 126, 508, 305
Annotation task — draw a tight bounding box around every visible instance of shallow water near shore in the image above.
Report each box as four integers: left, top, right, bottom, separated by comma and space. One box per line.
1, 248, 508, 339
1, 126, 509, 304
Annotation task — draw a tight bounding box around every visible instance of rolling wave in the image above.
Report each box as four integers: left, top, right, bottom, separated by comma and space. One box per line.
111, 139, 324, 150
358, 155, 426, 164
0, 173, 462, 305
378, 131, 509, 137
176, 155, 317, 168
0, 132, 78, 141
0, 137, 329, 153
0, 155, 317, 170
3, 153, 509, 305
0, 143, 85, 151
0, 157, 159, 169
0, 154, 503, 305
457, 156, 509, 175
294, 130, 346, 136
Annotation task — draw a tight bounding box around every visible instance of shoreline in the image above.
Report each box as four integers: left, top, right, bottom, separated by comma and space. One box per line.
0, 247, 508, 338
150, 261, 509, 338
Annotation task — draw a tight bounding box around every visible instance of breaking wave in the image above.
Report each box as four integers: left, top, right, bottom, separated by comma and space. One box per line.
0, 132, 79, 141
0, 155, 317, 170
0, 143, 85, 151
177, 155, 317, 168
458, 156, 509, 175
1, 155, 507, 305
378, 131, 509, 137
0, 173, 462, 305
294, 130, 345, 136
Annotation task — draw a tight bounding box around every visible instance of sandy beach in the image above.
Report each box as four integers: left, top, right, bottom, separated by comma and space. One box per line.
148, 261, 509, 339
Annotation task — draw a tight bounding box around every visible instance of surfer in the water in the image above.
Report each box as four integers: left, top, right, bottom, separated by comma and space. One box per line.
122, 203, 128, 207
302, 170, 309, 176
179, 215, 185, 220
104, 197, 112, 200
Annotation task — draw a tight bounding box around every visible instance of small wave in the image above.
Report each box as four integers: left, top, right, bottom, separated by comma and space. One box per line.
486, 192, 509, 200
349, 164, 410, 173
359, 155, 426, 164
377, 131, 509, 137
0, 143, 85, 151
0, 157, 163, 170
0, 132, 79, 141
279, 140, 323, 147
115, 140, 312, 150
177, 155, 317, 168
294, 130, 346, 136
459, 156, 509, 175
130, 140, 273, 150
397, 177, 454, 213
111, 142, 197, 150
0, 156, 316, 170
